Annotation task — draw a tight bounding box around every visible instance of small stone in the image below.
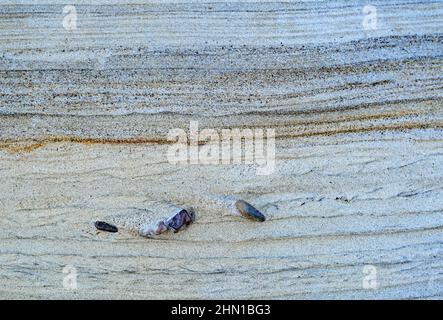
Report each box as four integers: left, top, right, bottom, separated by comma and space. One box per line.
166, 209, 195, 232
139, 220, 169, 237
139, 208, 195, 238
94, 221, 118, 233
235, 200, 266, 222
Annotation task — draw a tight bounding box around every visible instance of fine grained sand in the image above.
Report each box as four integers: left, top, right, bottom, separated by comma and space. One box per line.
0, 0, 442, 299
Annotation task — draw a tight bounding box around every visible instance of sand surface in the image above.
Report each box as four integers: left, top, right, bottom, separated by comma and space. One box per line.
0, 0, 442, 299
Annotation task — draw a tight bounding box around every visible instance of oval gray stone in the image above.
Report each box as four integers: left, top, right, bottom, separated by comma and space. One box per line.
235, 200, 266, 222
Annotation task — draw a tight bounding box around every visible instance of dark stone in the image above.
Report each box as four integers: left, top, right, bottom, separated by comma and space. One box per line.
94, 221, 118, 233
235, 200, 266, 222
166, 209, 194, 231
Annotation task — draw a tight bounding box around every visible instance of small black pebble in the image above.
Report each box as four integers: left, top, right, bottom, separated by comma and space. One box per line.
95, 221, 118, 233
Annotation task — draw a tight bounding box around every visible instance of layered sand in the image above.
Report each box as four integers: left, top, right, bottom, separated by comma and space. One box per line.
0, 0, 442, 299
